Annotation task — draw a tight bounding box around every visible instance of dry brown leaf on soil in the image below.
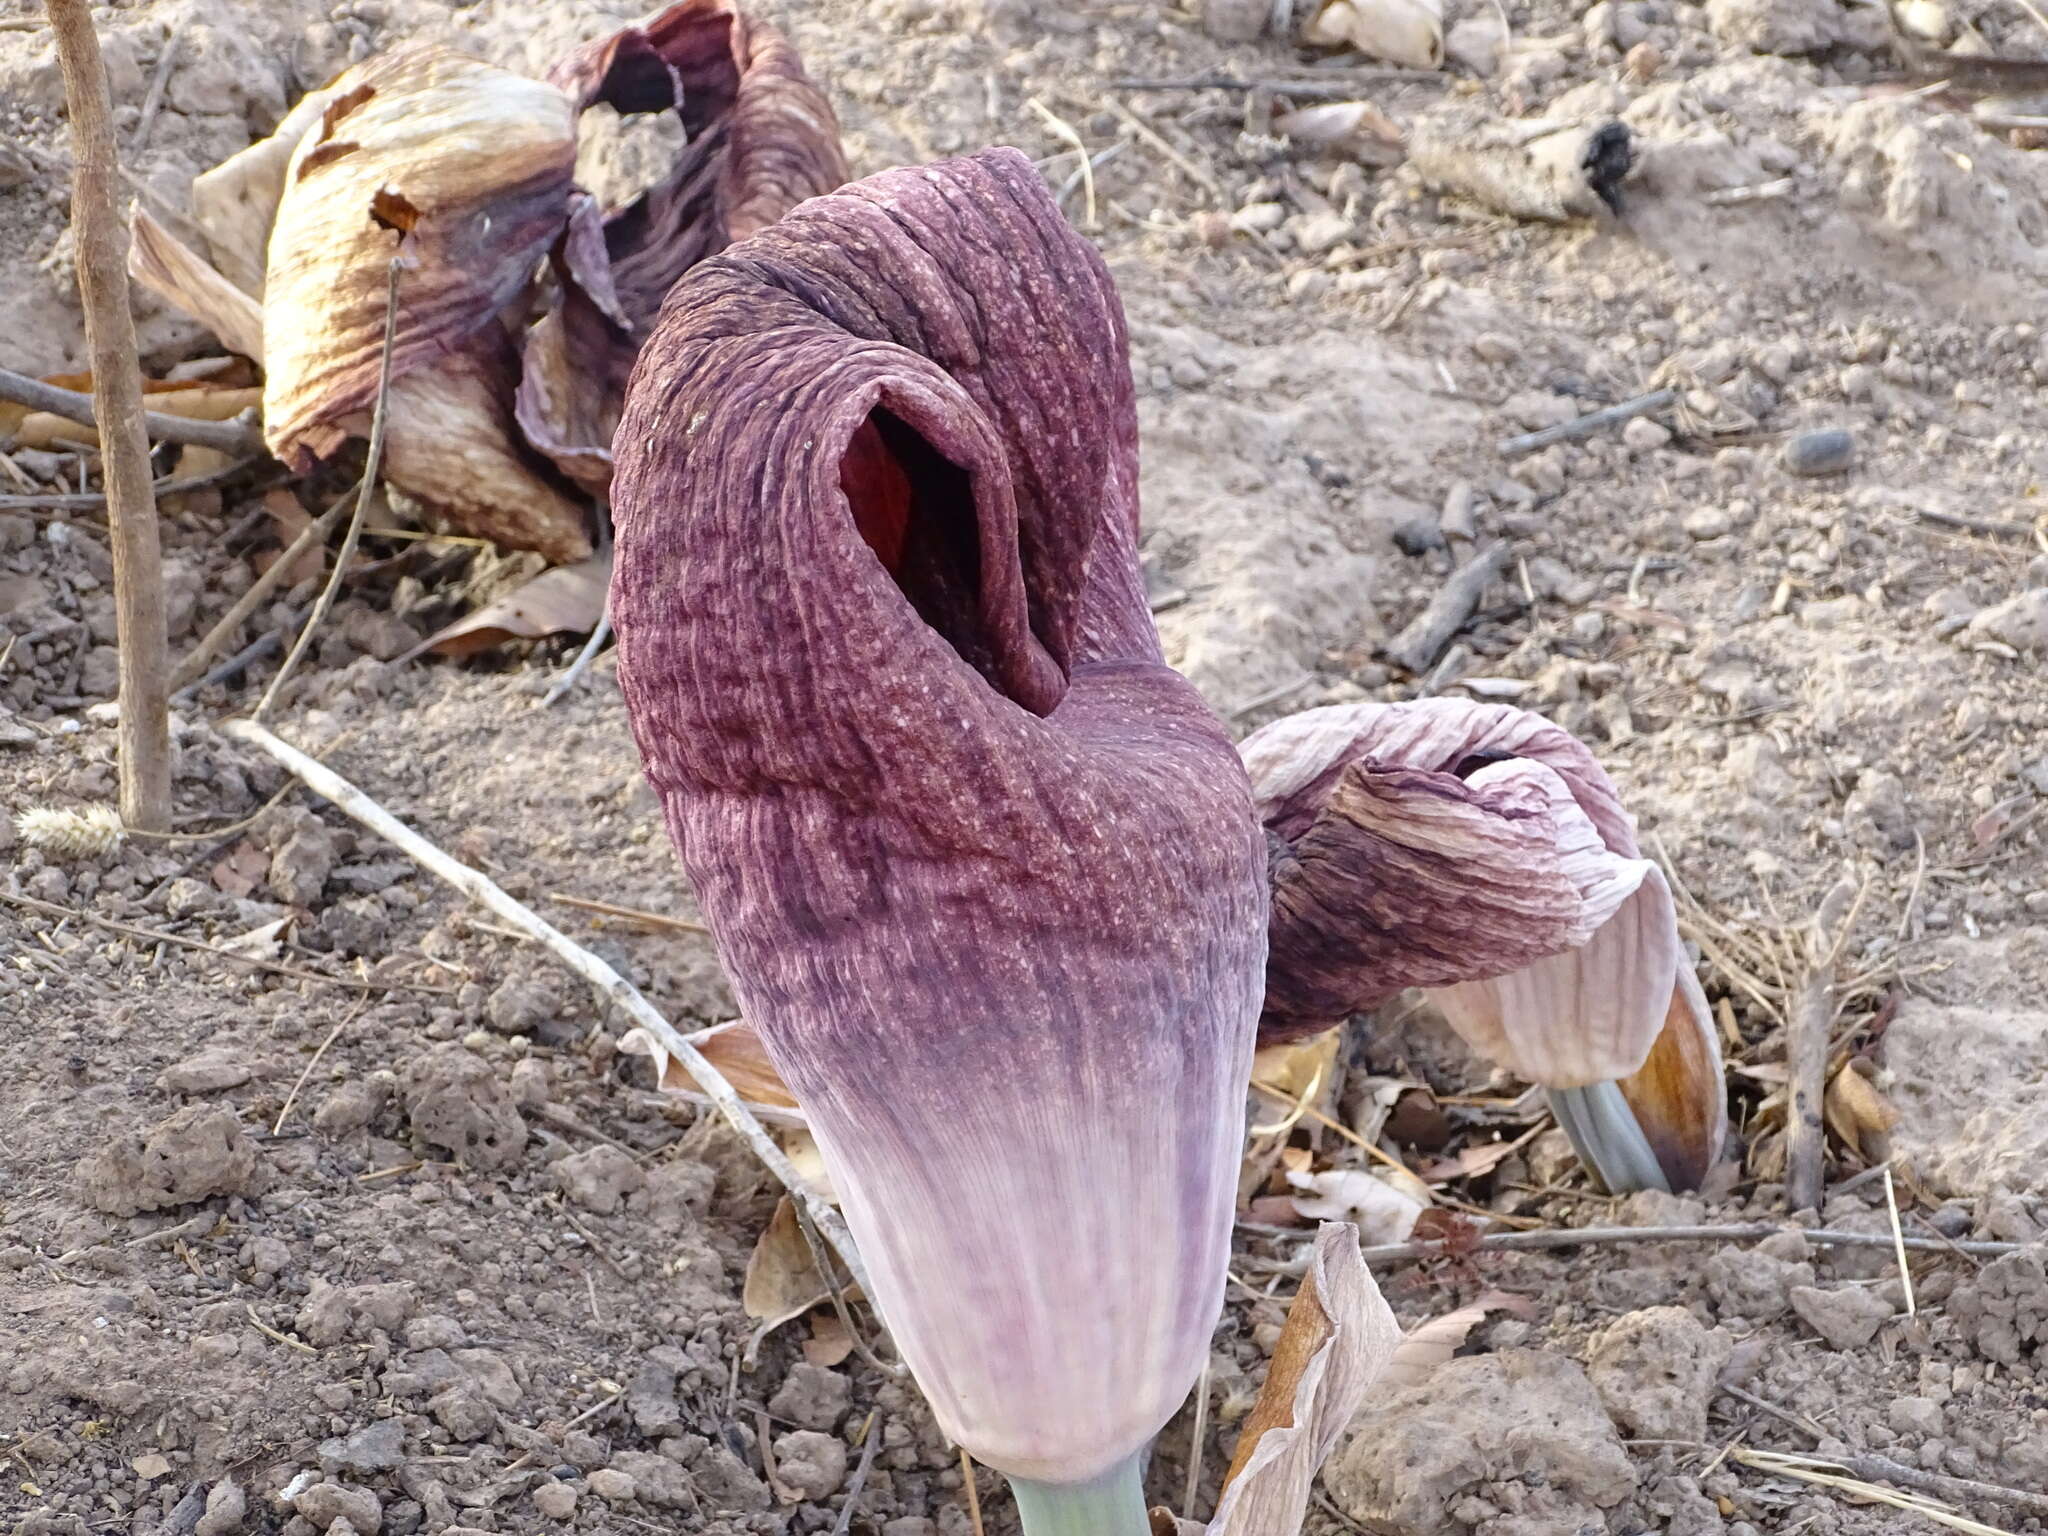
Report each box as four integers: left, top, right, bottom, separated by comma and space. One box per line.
1252, 1028, 1342, 1107
631, 1017, 799, 1111
1824, 1062, 1899, 1162
210, 841, 269, 899
743, 1194, 832, 1328
404, 552, 611, 661
1374, 1289, 1532, 1395
129, 208, 265, 362
803, 1309, 855, 1368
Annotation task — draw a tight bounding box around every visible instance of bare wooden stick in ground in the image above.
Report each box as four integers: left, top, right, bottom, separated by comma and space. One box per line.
47, 0, 171, 831
1384, 542, 1510, 675
221, 716, 869, 1294
0, 366, 262, 456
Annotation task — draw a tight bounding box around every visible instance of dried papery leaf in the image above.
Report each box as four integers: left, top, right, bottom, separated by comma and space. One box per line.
610, 148, 1264, 1485
1273, 101, 1406, 149
128, 208, 266, 362
1374, 1290, 1528, 1395
1208, 1224, 1400, 1536
644, 1019, 800, 1109
1252, 1028, 1341, 1106
1288, 1167, 1427, 1244
1824, 1061, 1898, 1162
407, 549, 610, 660
1302, 0, 1445, 69
744, 1194, 830, 1326
513, 197, 636, 495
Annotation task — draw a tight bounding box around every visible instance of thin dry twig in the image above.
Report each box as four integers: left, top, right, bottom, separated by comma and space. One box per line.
0, 457, 256, 514
1732, 1448, 2021, 1536
542, 610, 613, 707
0, 888, 445, 994
245, 1302, 317, 1355
48, 0, 171, 832
831, 1413, 886, 1536
0, 366, 261, 456
254, 259, 400, 723
1026, 98, 1097, 227
547, 890, 708, 935
1496, 388, 1676, 456
171, 486, 353, 691
222, 716, 869, 1293
1345, 1221, 2020, 1266
1102, 96, 1225, 198
1883, 1167, 1918, 1317
272, 1006, 358, 1134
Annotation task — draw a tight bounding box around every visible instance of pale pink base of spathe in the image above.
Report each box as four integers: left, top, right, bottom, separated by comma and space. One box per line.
797, 1006, 1257, 1486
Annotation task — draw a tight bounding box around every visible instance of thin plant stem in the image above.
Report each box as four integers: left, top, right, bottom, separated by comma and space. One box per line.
253, 260, 400, 722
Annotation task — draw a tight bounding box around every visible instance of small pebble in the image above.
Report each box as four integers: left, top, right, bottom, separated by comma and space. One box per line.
1682, 506, 1732, 540
1782, 428, 1856, 477
586, 1468, 636, 1503
1391, 517, 1446, 556
1622, 415, 1672, 453
532, 1482, 578, 1520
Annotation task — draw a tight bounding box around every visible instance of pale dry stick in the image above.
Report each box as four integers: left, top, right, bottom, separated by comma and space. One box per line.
1787, 875, 1858, 1214
48, 0, 171, 832
253, 259, 401, 724
1496, 388, 1676, 457
1912, 506, 2040, 539
272, 1006, 358, 1134
1345, 1221, 2021, 1267
830, 1414, 886, 1536
961, 1449, 987, 1536
1100, 96, 1225, 199
1719, 1381, 1826, 1441
0, 368, 262, 456
1111, 71, 1448, 94
547, 890, 708, 935
542, 611, 613, 707
1883, 1166, 1918, 1317
221, 715, 869, 1293
131, 23, 181, 150
171, 488, 353, 691
1731, 1448, 2018, 1536
245, 1302, 317, 1355
1835, 1451, 2048, 1523
1025, 97, 1096, 227
1182, 1361, 1211, 1522
0, 888, 445, 994
502, 1390, 625, 1475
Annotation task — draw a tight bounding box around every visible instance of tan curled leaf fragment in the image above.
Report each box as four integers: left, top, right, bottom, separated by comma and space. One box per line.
128, 208, 266, 362
408, 552, 611, 661
1207, 1224, 1401, 1536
